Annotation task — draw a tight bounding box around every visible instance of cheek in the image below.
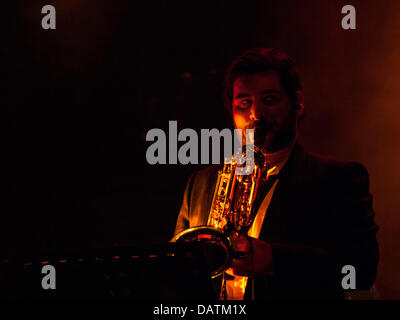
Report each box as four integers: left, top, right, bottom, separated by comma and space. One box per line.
232, 112, 249, 129
272, 103, 295, 124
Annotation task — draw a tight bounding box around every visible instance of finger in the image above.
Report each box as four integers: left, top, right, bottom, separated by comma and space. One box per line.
231, 257, 253, 276
233, 235, 251, 252
231, 263, 251, 276
232, 251, 248, 259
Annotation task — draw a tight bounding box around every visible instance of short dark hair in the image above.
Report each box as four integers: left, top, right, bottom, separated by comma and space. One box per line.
223, 48, 303, 113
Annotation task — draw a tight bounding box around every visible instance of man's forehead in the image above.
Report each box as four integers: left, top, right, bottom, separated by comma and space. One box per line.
233, 71, 282, 94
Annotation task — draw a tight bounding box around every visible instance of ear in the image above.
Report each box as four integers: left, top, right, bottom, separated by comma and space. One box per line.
295, 90, 304, 118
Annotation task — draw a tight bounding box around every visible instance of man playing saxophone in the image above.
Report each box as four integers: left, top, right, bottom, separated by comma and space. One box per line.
173, 48, 379, 299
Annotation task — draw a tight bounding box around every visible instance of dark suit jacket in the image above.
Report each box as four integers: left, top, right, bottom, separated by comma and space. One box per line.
174, 143, 379, 299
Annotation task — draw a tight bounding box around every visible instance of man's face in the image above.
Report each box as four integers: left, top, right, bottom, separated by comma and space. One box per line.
232, 71, 299, 153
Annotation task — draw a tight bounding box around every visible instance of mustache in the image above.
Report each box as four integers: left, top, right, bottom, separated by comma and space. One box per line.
245, 119, 274, 130
245, 120, 274, 148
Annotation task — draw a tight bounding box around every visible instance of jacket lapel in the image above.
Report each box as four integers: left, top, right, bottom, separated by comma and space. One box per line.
258, 143, 309, 242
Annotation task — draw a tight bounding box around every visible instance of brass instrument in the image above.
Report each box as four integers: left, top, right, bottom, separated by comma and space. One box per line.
171, 141, 270, 279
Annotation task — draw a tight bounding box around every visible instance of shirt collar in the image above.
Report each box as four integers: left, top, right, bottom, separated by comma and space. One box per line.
264, 137, 297, 177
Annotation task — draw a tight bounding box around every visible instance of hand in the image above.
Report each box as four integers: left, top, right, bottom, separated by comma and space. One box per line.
230, 233, 274, 277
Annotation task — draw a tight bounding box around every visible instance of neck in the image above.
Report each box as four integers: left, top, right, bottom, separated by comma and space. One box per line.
262, 134, 297, 174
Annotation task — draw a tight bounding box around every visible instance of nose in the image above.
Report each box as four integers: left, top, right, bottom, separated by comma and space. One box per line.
249, 98, 264, 121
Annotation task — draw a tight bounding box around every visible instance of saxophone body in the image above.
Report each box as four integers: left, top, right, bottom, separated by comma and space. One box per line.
171, 144, 269, 278
208, 145, 267, 234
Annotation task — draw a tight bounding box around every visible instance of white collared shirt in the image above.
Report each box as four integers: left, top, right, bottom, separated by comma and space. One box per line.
224, 140, 297, 300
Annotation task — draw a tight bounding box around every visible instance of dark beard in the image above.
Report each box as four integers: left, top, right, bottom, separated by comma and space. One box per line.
245, 118, 297, 153
245, 120, 273, 149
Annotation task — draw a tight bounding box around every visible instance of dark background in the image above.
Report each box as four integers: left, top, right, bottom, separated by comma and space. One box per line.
2, 0, 400, 299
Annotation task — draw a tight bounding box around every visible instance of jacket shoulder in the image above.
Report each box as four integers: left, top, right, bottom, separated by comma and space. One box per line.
304, 151, 370, 192
192, 164, 222, 181
189, 164, 222, 199
306, 151, 368, 175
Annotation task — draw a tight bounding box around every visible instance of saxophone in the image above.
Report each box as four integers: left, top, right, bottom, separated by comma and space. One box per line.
171, 128, 270, 279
